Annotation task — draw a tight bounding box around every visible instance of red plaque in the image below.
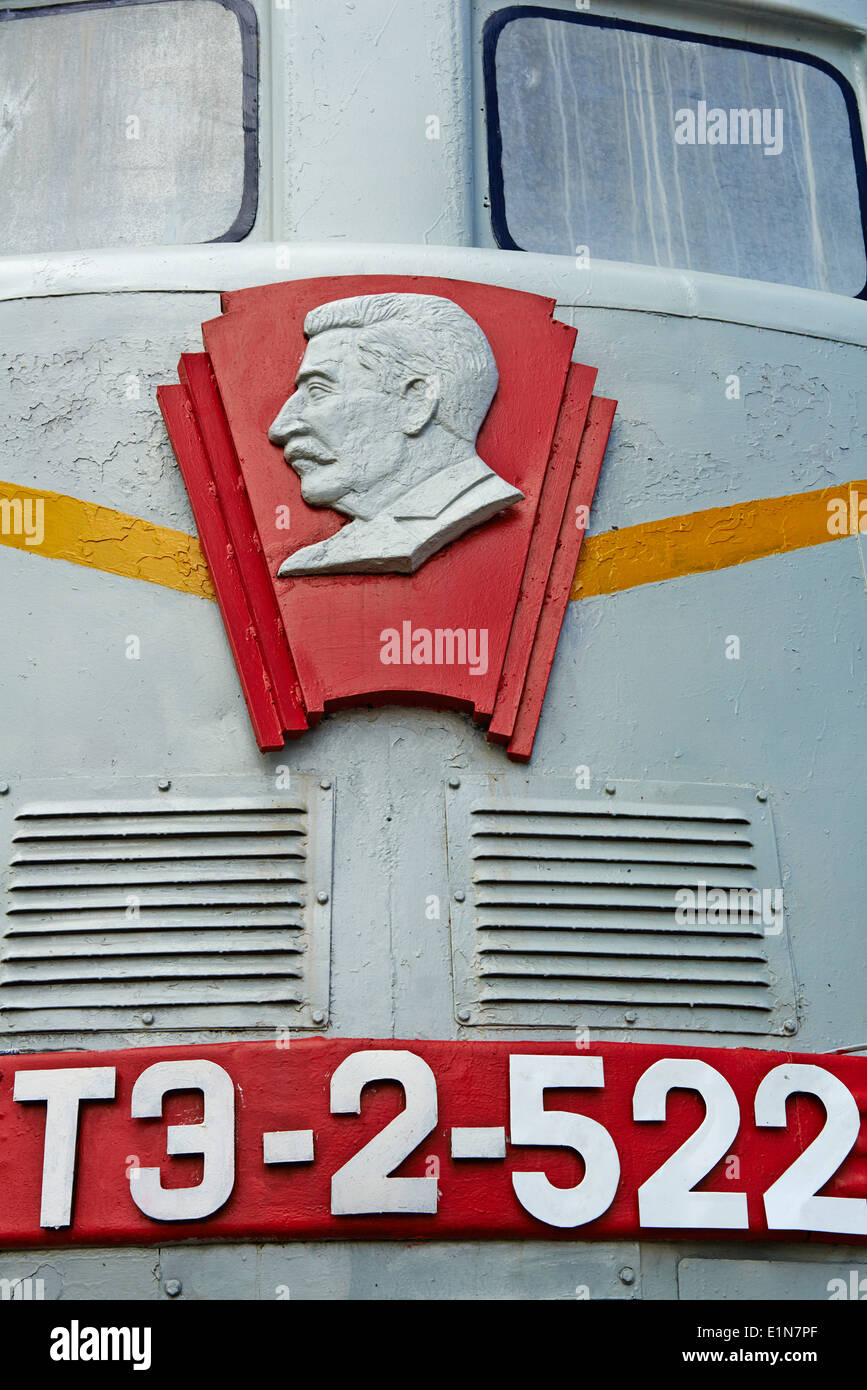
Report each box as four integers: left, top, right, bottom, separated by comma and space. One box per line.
159, 277, 616, 758
3, 1039, 865, 1247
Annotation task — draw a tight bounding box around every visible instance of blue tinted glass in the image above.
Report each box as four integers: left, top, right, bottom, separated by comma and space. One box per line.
491, 14, 867, 295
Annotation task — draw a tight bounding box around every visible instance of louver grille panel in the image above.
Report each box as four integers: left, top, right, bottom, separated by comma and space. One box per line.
446, 780, 797, 1036
0, 780, 334, 1037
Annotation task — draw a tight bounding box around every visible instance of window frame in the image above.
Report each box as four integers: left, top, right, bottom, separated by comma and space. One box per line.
0, 0, 259, 246
482, 4, 867, 300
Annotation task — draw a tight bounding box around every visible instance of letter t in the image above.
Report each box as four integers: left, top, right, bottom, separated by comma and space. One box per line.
14, 1067, 116, 1227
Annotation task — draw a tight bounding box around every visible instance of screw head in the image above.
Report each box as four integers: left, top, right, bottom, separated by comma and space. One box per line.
320, 778, 332, 790
0, 782, 9, 796
783, 1018, 797, 1035
316, 890, 329, 905
456, 1008, 471, 1023
448, 776, 461, 789
756, 790, 768, 803
164, 1278, 182, 1298
619, 1267, 635, 1286
158, 779, 171, 792
454, 890, 466, 902
311, 1009, 326, 1026
141, 1012, 154, 1026
624, 1010, 638, 1024
604, 781, 616, 795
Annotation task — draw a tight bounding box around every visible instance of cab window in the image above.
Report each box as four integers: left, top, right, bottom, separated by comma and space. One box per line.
484, 7, 867, 296
0, 0, 257, 255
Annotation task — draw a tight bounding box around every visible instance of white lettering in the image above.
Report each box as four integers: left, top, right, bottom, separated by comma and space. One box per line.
129, 1059, 234, 1221
379, 625, 489, 676
49, 1322, 151, 1371
14, 1068, 116, 1227
673, 103, 784, 155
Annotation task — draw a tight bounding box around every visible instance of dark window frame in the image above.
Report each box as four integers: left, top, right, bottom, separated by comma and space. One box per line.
483, 4, 867, 299
0, 0, 259, 244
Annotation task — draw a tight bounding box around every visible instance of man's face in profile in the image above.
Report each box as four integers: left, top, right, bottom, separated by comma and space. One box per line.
268, 329, 410, 518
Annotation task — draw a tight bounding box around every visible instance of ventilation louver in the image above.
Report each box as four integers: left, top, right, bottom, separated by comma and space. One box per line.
0, 777, 333, 1038
445, 777, 797, 1036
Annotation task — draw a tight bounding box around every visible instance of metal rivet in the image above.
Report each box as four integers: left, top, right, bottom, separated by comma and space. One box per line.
0, 783, 9, 796
756, 790, 768, 803
316, 890, 329, 905
142, 1012, 154, 1026
457, 1009, 471, 1023
320, 778, 332, 790
783, 1019, 797, 1035
164, 1279, 182, 1298
619, 1267, 635, 1286
624, 1010, 637, 1024
448, 776, 461, 789
604, 781, 616, 795
158, 779, 171, 792
454, 890, 466, 902
311, 1009, 326, 1025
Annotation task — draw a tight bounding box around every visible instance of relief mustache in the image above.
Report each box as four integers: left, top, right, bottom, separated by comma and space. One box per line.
286, 436, 334, 464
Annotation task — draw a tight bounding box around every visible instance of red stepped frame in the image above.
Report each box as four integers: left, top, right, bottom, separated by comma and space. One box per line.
158, 276, 616, 760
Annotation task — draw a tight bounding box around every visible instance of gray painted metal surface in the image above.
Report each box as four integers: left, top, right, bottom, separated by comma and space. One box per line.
1, 262, 864, 1294
2, 1241, 866, 1301
678, 1257, 867, 1300
3, 269, 861, 1056
0, 1240, 640, 1300
0, 291, 217, 532
3, 242, 867, 348
445, 777, 795, 1035
0, 0, 865, 1299
0, 774, 334, 1041
0, 1248, 161, 1301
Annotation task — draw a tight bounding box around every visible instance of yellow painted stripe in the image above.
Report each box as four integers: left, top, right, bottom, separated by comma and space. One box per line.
0, 477, 862, 606
0, 479, 214, 601
572, 480, 866, 601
